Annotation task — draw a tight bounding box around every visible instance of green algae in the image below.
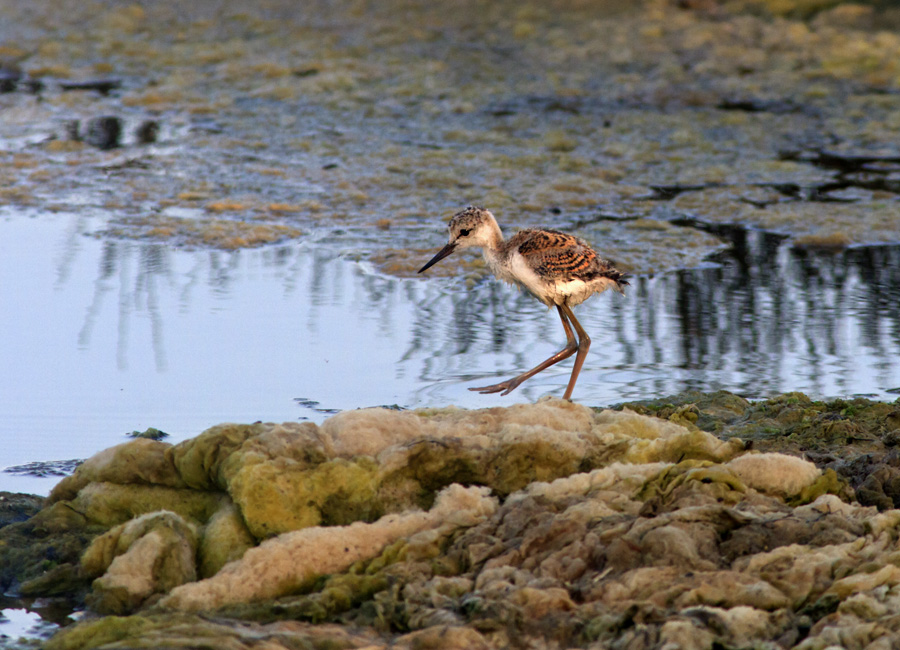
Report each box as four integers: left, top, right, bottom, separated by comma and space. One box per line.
44, 615, 155, 650
789, 468, 847, 506
616, 390, 899, 455
9, 393, 900, 647
70, 482, 224, 528
378, 434, 591, 504
221, 570, 392, 624
636, 460, 748, 509
228, 456, 383, 538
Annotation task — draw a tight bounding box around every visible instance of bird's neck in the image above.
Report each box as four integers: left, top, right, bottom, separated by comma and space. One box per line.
481, 221, 514, 280
482, 217, 505, 252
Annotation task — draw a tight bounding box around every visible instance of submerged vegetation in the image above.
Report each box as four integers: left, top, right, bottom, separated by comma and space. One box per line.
1, 0, 900, 272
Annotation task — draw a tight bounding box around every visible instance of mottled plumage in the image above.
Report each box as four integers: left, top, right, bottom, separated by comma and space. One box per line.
418, 206, 627, 400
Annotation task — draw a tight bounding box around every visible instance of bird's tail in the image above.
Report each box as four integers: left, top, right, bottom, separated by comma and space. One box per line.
606, 270, 629, 295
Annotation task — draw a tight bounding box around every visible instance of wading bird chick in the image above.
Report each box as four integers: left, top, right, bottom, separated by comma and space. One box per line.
419, 206, 627, 400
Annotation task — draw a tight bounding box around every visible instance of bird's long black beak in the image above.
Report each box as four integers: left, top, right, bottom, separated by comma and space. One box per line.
418, 242, 456, 273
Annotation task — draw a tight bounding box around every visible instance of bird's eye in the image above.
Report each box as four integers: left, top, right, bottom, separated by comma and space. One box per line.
459, 228, 471, 237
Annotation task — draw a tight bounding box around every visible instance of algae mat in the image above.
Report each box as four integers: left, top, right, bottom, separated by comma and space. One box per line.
1, 0, 900, 275
0, 392, 898, 648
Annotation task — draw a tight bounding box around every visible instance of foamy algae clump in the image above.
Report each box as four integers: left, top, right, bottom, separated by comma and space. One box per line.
159, 483, 497, 611
18, 395, 900, 648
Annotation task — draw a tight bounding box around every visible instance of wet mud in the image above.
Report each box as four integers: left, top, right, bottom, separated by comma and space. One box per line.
0, 0, 899, 269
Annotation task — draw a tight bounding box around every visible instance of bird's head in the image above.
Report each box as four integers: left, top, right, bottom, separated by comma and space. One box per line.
418, 206, 499, 273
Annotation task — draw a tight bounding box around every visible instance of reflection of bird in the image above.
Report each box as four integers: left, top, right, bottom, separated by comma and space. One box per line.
419, 206, 628, 400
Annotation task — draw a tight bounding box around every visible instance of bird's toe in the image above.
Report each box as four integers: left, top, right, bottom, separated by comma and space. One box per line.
468, 383, 507, 395
468, 379, 524, 396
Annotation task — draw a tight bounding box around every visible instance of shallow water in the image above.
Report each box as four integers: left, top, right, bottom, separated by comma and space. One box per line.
2, 210, 899, 495
0, 595, 72, 647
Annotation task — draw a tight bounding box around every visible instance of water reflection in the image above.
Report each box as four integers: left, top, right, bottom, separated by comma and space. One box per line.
408, 228, 900, 403
679, 234, 900, 395
667, 233, 900, 398
1, 213, 899, 494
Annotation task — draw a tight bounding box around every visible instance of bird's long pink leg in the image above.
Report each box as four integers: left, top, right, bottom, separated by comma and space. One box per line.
560, 304, 590, 401
469, 305, 578, 397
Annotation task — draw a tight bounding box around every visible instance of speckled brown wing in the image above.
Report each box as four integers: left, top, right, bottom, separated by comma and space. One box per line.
512, 229, 627, 288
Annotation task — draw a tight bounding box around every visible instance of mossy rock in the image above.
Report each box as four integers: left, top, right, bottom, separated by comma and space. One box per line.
49, 439, 184, 504
167, 423, 265, 491
0, 491, 44, 528
228, 456, 382, 538
44, 614, 157, 650
44, 610, 381, 649
619, 391, 896, 461
0, 502, 99, 599
611, 390, 752, 433
198, 500, 256, 578
82, 511, 199, 615
70, 482, 224, 527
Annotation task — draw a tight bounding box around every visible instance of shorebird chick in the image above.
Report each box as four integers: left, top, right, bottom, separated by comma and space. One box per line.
419, 206, 627, 400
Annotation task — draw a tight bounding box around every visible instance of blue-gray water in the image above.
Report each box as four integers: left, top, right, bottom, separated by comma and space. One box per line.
2, 210, 899, 497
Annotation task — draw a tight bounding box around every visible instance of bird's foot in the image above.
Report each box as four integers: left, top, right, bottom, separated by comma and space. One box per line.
468, 377, 523, 396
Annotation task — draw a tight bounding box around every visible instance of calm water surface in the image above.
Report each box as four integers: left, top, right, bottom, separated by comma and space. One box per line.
2, 210, 899, 495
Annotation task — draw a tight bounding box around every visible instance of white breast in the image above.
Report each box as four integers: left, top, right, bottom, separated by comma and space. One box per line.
507, 252, 554, 305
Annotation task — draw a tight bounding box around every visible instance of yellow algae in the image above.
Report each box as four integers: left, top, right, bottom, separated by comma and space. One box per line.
176, 191, 210, 201
198, 501, 256, 578
544, 129, 578, 152
512, 22, 537, 40
255, 168, 287, 178
249, 62, 292, 78
71, 482, 223, 528
44, 139, 86, 154
11, 155, 37, 168
0, 45, 27, 58
121, 90, 186, 108
265, 202, 303, 213
160, 484, 497, 611
206, 200, 249, 212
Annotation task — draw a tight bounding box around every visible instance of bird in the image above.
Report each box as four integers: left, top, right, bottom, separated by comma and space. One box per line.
418, 206, 627, 400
